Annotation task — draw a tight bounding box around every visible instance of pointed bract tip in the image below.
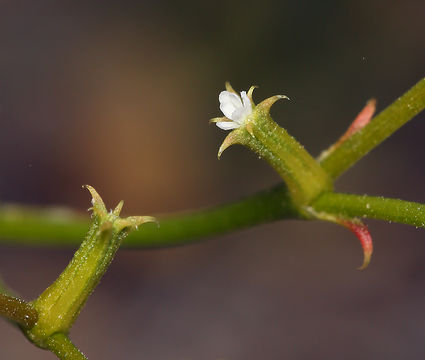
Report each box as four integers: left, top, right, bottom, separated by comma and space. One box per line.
127, 215, 157, 227
116, 215, 157, 233
341, 220, 373, 270
225, 81, 237, 94
276, 95, 290, 101
247, 85, 258, 103
113, 200, 124, 217
257, 94, 290, 112
304, 208, 373, 270
140, 216, 160, 228
217, 131, 240, 159
217, 144, 226, 159
318, 98, 377, 162
84, 185, 107, 215
358, 251, 372, 271
367, 98, 377, 107
350, 98, 376, 134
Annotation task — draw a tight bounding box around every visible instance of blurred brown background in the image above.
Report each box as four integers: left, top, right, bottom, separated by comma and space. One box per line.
0, 1, 424, 359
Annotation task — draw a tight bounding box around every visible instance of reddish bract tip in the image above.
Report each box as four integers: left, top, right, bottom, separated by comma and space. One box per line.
317, 99, 376, 162
340, 220, 373, 270
338, 99, 376, 145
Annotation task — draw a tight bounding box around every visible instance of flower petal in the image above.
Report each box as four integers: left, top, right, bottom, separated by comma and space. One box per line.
238, 91, 253, 122
241, 91, 251, 109
216, 120, 241, 130
219, 91, 243, 120
231, 107, 248, 124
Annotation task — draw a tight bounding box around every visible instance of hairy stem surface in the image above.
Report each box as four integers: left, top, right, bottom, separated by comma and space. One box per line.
0, 187, 424, 248
0, 293, 38, 328
320, 78, 425, 178
311, 193, 425, 227
46, 333, 87, 360
0, 185, 297, 247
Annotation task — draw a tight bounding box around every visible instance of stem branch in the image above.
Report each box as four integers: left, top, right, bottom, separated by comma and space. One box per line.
1, 187, 423, 248
0, 185, 298, 247
0, 293, 38, 328
46, 333, 87, 360
311, 192, 425, 227
320, 78, 425, 178
125, 184, 297, 247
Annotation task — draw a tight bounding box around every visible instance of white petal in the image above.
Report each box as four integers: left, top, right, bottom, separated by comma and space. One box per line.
219, 91, 242, 108
240, 91, 251, 109
219, 91, 243, 120
238, 91, 253, 122
228, 91, 252, 124
216, 121, 240, 130
231, 107, 247, 124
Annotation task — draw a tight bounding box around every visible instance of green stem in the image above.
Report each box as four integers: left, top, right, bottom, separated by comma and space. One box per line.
0, 205, 88, 245
245, 102, 332, 207
319, 78, 425, 179
0, 185, 298, 247
0, 293, 38, 328
311, 192, 425, 227
45, 333, 87, 360
126, 183, 297, 247
0, 186, 424, 248
27, 187, 154, 346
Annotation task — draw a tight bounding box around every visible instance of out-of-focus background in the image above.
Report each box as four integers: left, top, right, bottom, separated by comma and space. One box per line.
0, 1, 424, 359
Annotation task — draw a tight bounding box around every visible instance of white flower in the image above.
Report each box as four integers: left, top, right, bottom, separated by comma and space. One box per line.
216, 90, 252, 130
